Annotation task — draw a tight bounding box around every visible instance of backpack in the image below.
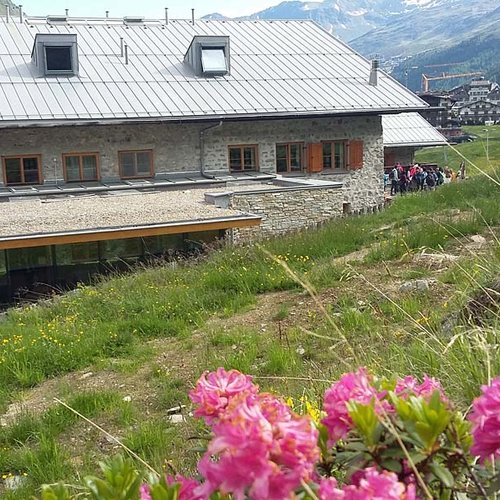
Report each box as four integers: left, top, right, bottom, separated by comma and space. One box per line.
389, 169, 395, 180
426, 174, 435, 187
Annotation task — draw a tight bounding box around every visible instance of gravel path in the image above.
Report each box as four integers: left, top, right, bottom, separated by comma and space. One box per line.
0, 190, 244, 237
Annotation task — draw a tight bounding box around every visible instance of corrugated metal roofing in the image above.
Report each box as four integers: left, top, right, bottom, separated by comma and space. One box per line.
0, 16, 427, 125
382, 113, 448, 147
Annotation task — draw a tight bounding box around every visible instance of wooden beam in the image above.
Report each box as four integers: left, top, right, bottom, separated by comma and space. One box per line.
0, 217, 260, 250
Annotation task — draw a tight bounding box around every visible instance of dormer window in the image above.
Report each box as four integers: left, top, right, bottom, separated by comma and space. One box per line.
185, 36, 230, 78
31, 34, 79, 77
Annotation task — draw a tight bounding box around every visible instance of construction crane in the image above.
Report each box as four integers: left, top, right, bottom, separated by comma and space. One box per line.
421, 72, 483, 93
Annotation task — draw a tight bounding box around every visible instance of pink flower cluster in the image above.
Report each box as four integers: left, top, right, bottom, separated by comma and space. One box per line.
395, 375, 448, 402
321, 368, 388, 444
189, 367, 258, 424
190, 368, 320, 499
469, 376, 500, 464
318, 467, 417, 499
140, 476, 202, 500
321, 369, 449, 445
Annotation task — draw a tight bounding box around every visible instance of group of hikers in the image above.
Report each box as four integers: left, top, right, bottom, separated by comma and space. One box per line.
386, 161, 466, 196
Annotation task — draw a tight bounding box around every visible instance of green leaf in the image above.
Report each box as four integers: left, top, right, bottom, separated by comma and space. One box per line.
429, 462, 455, 488
381, 458, 403, 473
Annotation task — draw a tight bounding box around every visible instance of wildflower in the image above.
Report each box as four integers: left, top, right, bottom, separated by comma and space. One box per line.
197, 391, 319, 500
322, 368, 387, 444
166, 475, 204, 499
395, 375, 448, 403
469, 376, 500, 464
318, 468, 417, 499
189, 368, 258, 423
139, 484, 152, 500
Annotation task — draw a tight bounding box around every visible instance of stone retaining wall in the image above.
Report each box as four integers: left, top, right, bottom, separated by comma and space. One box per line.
227, 186, 344, 242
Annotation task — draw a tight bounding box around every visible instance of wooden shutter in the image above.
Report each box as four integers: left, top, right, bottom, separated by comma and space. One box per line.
348, 140, 364, 170
308, 143, 324, 173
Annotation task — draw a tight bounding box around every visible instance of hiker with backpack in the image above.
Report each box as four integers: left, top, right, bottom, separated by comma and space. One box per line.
425, 169, 436, 191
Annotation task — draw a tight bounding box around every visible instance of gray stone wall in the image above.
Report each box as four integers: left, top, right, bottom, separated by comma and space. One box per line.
228, 186, 344, 241
0, 123, 204, 183
0, 115, 384, 212
202, 115, 384, 213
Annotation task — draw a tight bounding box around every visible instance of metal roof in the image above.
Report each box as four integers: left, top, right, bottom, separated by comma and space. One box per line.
382, 113, 448, 147
0, 16, 427, 126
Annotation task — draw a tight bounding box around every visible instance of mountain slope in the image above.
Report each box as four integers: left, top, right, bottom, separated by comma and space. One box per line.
350, 0, 500, 58
205, 0, 452, 42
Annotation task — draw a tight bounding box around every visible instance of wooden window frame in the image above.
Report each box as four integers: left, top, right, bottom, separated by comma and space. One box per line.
62, 152, 100, 183
2, 154, 42, 186
276, 142, 305, 173
228, 144, 259, 172
118, 149, 154, 179
321, 141, 348, 171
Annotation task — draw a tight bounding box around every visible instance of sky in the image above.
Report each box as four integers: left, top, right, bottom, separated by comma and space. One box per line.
19, 0, 285, 19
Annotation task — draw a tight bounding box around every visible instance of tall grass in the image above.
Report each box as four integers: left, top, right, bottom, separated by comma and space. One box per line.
0, 174, 498, 404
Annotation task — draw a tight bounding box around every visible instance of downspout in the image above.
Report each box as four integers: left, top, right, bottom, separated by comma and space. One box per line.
199, 121, 223, 179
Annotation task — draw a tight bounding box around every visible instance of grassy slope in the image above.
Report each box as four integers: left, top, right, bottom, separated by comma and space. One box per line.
0, 126, 499, 498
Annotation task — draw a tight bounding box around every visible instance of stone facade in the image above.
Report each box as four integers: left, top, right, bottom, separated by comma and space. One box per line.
384, 146, 416, 167
0, 114, 384, 213
228, 186, 344, 241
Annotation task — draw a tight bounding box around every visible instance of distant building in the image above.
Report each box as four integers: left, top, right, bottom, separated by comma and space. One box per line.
451, 78, 500, 124
417, 93, 456, 128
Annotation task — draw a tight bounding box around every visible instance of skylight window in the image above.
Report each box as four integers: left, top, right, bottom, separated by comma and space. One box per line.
201, 48, 227, 74
45, 46, 73, 72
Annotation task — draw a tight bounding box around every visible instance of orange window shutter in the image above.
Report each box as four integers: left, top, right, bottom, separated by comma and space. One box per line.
308, 143, 324, 173
348, 140, 364, 170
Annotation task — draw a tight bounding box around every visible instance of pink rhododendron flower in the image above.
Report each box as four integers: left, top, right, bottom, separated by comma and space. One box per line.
139, 484, 152, 500
395, 375, 448, 403
319, 468, 417, 499
189, 367, 258, 423
196, 390, 319, 500
166, 475, 204, 500
318, 477, 341, 499
322, 368, 387, 444
469, 376, 500, 463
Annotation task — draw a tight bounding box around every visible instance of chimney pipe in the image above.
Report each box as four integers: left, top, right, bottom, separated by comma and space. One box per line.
106, 10, 109, 18
191, 8, 195, 25
369, 59, 379, 86
124, 43, 129, 65
6, 5, 10, 22
165, 7, 169, 24
120, 37, 124, 57
19, 4, 23, 23
65, 8, 69, 16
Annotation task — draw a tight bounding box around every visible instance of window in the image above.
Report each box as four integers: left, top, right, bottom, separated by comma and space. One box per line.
2, 155, 41, 185
118, 150, 153, 179
228, 145, 258, 172
63, 153, 99, 182
322, 141, 347, 170
45, 46, 72, 72
201, 48, 227, 74
276, 143, 304, 173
